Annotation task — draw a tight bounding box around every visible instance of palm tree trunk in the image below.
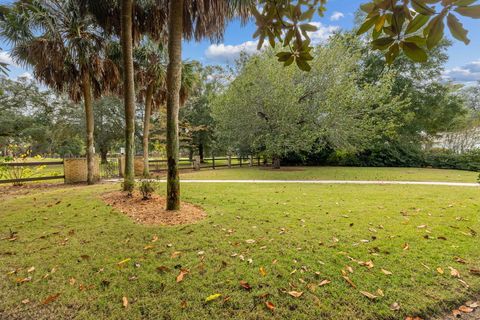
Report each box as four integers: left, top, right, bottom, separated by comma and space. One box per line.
121, 0, 136, 192
81, 66, 95, 185
166, 0, 183, 210
142, 83, 154, 177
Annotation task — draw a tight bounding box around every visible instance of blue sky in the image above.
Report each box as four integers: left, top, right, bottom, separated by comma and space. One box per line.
1, 0, 480, 83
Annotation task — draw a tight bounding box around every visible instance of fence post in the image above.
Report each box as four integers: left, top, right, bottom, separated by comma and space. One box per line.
194, 156, 201, 171
249, 155, 253, 167
212, 154, 215, 170
228, 155, 232, 168
239, 156, 242, 167
257, 156, 260, 166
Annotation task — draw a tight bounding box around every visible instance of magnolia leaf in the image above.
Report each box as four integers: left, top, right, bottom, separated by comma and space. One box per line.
447, 13, 470, 44
455, 5, 480, 18
295, 58, 311, 72
426, 15, 445, 50
371, 37, 395, 50
401, 42, 428, 63
411, 0, 435, 16
357, 16, 378, 35
405, 14, 430, 34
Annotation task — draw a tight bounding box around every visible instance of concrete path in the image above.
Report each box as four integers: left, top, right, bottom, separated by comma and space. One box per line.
106, 179, 480, 187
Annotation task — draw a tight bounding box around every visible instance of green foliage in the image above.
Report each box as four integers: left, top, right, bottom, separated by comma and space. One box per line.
357, 0, 480, 63
213, 37, 408, 161
138, 180, 157, 200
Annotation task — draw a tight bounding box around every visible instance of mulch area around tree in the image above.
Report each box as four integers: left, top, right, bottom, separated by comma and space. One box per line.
101, 191, 207, 226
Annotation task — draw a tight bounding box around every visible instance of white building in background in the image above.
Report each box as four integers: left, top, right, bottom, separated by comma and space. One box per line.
430, 127, 480, 153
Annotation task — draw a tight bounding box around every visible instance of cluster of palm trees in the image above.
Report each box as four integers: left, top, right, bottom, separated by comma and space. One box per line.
0, 0, 213, 210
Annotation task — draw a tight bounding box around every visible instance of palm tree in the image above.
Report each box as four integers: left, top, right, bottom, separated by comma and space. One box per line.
78, 0, 166, 191
0, 0, 119, 184
135, 40, 199, 177
164, 0, 250, 210
79, 0, 249, 207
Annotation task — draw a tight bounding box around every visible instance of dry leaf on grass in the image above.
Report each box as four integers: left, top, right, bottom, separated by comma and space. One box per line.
319, 279, 331, 286
403, 243, 409, 250
239, 281, 252, 291
458, 305, 474, 313
176, 269, 188, 283
122, 296, 128, 308
449, 267, 460, 278
436, 267, 444, 274
265, 301, 275, 312
288, 291, 303, 298
42, 293, 60, 305
360, 291, 377, 300
381, 269, 392, 275
342, 276, 356, 288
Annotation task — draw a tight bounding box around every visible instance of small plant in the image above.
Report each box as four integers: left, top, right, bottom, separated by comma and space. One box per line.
139, 180, 157, 200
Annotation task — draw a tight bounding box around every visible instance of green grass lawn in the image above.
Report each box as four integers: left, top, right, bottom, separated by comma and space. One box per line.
181, 166, 480, 183
1, 177, 479, 319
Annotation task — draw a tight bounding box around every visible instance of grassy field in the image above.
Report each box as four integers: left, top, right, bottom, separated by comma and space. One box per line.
1, 172, 479, 319
181, 166, 480, 183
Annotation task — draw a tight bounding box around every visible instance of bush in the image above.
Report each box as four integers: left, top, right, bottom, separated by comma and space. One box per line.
139, 180, 157, 200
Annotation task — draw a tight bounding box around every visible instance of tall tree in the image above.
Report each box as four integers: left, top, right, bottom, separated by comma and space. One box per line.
0, 0, 119, 184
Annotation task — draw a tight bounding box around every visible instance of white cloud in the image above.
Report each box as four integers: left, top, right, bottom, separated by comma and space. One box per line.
204, 22, 340, 64
308, 22, 340, 44
443, 60, 480, 83
0, 51, 15, 66
205, 40, 264, 64
330, 11, 345, 21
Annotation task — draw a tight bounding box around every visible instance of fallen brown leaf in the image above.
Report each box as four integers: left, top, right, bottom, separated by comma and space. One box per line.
436, 267, 444, 274
176, 269, 188, 283
449, 267, 460, 278
342, 276, 356, 288
239, 280, 252, 291
287, 291, 303, 298
42, 293, 60, 305
403, 243, 409, 250
265, 301, 275, 312
122, 296, 128, 308
458, 305, 474, 313
360, 291, 377, 300
381, 269, 392, 275
319, 279, 331, 286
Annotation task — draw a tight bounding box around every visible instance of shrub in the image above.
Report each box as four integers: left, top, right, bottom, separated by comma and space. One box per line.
139, 180, 157, 200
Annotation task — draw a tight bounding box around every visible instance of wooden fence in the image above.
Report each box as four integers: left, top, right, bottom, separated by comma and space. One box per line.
0, 155, 261, 184
0, 161, 65, 184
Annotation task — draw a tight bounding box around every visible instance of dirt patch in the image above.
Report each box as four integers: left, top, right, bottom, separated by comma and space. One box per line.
101, 191, 207, 226
0, 182, 71, 201
259, 166, 305, 172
